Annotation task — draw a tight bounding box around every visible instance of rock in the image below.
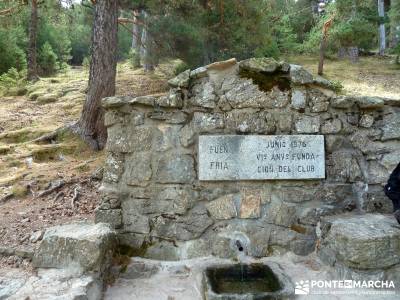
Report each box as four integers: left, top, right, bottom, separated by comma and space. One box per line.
168, 69, 190, 88
331, 96, 354, 109
332, 96, 384, 109
94, 209, 122, 229
0, 276, 26, 299
102, 96, 128, 109
321, 119, 342, 134
181, 239, 212, 259
291, 89, 307, 110
190, 66, 208, 79
120, 261, 160, 279
156, 89, 183, 108
327, 150, 363, 182
37, 94, 58, 104
294, 116, 320, 133
239, 57, 280, 73
32, 222, 116, 273
206, 58, 237, 70
381, 111, 400, 141
29, 230, 44, 243
225, 110, 272, 134
121, 152, 152, 186
118, 232, 146, 249
356, 96, 384, 109
319, 214, 400, 269
191, 112, 224, 132
144, 241, 180, 261
121, 202, 150, 234
264, 199, 296, 227
289, 64, 313, 84
313, 75, 335, 90
308, 89, 330, 112
5, 269, 102, 300
189, 78, 216, 108
106, 125, 153, 153
276, 112, 292, 133
362, 186, 393, 213
155, 154, 195, 184
240, 191, 261, 219
359, 114, 374, 128
102, 153, 124, 183
152, 206, 213, 241
206, 194, 237, 220
223, 78, 268, 108
367, 161, 388, 184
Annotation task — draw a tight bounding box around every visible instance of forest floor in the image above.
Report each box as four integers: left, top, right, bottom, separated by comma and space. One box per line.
0, 62, 172, 269
0, 56, 399, 270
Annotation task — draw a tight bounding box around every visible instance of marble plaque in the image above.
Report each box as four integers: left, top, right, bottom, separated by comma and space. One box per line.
198, 135, 325, 180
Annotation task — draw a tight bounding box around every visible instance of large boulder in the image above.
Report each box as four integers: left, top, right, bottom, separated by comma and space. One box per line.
33, 222, 116, 274
319, 214, 400, 270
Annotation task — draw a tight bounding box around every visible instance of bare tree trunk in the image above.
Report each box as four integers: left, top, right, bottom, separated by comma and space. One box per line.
378, 0, 386, 55
141, 11, 157, 72
318, 36, 326, 75
131, 9, 142, 68
27, 0, 38, 81
78, 0, 118, 150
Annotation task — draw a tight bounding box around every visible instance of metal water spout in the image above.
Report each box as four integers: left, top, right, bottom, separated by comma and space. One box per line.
235, 240, 244, 252
230, 232, 250, 256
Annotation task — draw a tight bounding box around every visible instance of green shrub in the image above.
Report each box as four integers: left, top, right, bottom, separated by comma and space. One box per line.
38, 42, 58, 76
0, 68, 27, 96
128, 49, 141, 68
174, 61, 190, 75
82, 56, 91, 70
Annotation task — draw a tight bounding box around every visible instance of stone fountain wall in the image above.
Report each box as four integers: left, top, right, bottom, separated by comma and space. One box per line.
95, 58, 400, 261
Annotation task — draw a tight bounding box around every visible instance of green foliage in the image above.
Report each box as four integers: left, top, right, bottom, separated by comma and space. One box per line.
38, 42, 58, 75
0, 68, 27, 96
303, 1, 378, 55
0, 27, 27, 74
82, 56, 91, 70
330, 80, 344, 93
128, 49, 141, 68
174, 61, 189, 75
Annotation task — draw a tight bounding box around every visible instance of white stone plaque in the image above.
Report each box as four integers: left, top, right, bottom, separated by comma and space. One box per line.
198, 135, 325, 180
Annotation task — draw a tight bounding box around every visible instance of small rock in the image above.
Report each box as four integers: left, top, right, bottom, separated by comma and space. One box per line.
30, 230, 44, 243
239, 57, 279, 73
289, 64, 313, 84
168, 69, 190, 88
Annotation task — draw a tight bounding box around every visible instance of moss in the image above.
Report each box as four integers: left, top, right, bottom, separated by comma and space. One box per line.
0, 145, 11, 155
11, 183, 28, 197
0, 128, 52, 144
29, 144, 76, 162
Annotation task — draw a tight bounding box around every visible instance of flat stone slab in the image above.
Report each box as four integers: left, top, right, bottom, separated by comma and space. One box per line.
33, 222, 116, 273
198, 135, 325, 180
319, 214, 400, 270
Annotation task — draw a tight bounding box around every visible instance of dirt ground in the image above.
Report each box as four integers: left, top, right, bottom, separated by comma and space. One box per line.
0, 62, 172, 270
0, 56, 399, 271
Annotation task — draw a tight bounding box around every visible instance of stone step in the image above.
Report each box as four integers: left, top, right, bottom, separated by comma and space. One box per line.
318, 213, 400, 270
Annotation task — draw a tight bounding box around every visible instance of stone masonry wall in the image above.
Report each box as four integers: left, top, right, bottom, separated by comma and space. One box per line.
95, 57, 400, 261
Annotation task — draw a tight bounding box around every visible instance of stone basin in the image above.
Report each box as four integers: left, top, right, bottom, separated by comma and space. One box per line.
203, 263, 294, 300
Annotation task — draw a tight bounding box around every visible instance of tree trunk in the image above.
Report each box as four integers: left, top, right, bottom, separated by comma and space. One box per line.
27, 0, 38, 81
318, 36, 326, 75
141, 11, 157, 72
78, 0, 118, 150
378, 0, 386, 55
131, 9, 142, 68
